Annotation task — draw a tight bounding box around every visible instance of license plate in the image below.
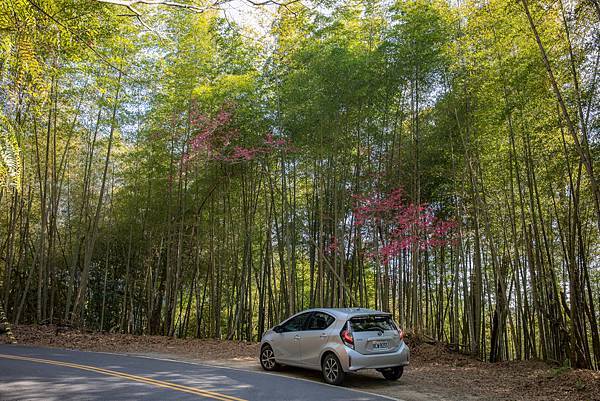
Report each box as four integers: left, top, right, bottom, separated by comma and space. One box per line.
372, 341, 389, 350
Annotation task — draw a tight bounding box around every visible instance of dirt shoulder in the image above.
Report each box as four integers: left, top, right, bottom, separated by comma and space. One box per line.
3, 325, 599, 401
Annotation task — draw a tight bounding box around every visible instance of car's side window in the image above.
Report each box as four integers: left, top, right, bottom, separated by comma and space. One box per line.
280, 312, 311, 332
305, 312, 335, 331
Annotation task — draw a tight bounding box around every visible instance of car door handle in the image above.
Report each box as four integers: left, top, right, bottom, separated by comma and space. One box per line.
320, 333, 327, 338
294, 335, 301, 340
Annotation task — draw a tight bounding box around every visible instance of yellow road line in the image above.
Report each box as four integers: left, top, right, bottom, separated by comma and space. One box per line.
0, 353, 246, 401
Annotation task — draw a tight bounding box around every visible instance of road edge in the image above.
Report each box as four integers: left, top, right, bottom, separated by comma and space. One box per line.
1, 344, 403, 401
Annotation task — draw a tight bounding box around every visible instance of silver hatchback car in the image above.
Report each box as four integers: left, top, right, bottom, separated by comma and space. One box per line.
259, 308, 409, 385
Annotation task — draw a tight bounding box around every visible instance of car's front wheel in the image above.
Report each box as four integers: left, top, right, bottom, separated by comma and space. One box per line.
379, 366, 404, 380
321, 353, 345, 385
260, 345, 280, 371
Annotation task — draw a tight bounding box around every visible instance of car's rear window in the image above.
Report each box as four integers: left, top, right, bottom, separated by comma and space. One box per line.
349, 315, 396, 332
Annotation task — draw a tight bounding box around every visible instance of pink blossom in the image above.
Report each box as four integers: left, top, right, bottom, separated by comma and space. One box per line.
352, 188, 455, 264
186, 104, 296, 165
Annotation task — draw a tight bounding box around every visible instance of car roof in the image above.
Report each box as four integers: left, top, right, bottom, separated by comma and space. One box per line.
301, 307, 391, 319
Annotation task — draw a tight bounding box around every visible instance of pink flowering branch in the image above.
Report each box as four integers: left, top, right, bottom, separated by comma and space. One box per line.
353, 188, 456, 265
186, 103, 295, 164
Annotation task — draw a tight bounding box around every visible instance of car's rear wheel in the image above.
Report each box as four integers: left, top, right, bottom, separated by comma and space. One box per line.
321, 353, 345, 385
260, 345, 280, 371
380, 366, 403, 380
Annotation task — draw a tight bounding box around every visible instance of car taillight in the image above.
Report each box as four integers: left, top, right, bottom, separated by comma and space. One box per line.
340, 329, 354, 349
398, 329, 404, 340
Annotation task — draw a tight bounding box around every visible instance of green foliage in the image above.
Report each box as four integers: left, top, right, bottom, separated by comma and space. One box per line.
0, 0, 598, 370
0, 114, 21, 191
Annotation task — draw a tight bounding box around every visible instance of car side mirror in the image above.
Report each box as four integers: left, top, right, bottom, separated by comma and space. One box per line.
273, 325, 283, 334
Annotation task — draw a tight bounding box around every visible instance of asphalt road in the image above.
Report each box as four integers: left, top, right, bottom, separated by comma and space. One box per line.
0, 345, 396, 401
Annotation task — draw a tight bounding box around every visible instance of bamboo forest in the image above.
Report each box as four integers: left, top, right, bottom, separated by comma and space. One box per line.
0, 0, 598, 371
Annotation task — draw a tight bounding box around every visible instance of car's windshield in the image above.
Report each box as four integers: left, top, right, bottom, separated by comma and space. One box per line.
349, 315, 396, 332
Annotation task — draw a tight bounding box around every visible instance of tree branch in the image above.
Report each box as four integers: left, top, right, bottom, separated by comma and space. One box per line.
95, 0, 211, 13
94, 0, 303, 13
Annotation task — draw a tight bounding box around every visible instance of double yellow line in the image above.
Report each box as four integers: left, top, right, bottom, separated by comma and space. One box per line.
0, 353, 246, 401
